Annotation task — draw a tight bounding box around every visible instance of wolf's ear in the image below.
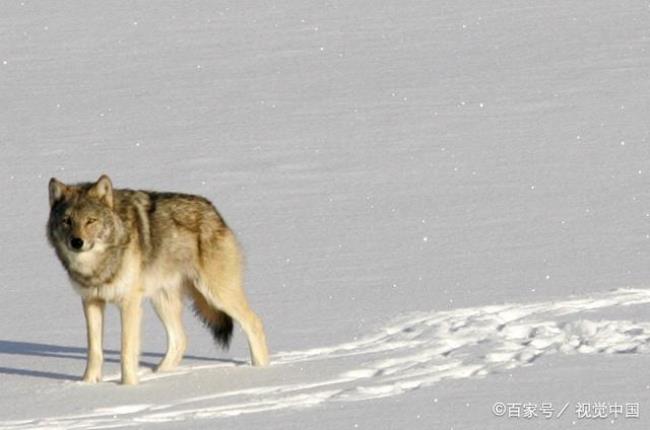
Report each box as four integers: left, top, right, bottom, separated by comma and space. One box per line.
90, 174, 114, 208
49, 178, 69, 207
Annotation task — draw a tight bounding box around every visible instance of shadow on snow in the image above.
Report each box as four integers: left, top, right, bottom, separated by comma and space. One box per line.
0, 340, 245, 381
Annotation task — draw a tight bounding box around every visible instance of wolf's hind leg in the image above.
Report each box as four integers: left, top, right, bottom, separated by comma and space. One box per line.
82, 298, 105, 383
200, 273, 269, 367
219, 296, 270, 367
151, 288, 187, 372
197, 230, 270, 366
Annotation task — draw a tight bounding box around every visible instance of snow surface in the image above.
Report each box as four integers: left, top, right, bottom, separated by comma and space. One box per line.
2, 1, 650, 428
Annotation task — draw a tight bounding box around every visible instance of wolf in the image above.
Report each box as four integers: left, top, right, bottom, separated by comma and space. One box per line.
46, 175, 269, 385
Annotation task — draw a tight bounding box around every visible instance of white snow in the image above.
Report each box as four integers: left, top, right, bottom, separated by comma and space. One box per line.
3, 288, 650, 428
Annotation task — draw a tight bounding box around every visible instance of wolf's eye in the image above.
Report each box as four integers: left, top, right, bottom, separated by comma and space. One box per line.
86, 217, 97, 225
62, 216, 72, 227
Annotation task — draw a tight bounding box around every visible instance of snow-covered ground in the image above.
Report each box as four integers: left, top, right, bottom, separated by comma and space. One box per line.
2, 1, 650, 428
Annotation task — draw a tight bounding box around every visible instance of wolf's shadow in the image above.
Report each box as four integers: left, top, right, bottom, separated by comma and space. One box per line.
0, 340, 245, 381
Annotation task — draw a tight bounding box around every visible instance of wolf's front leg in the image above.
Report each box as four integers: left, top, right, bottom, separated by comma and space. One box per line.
119, 296, 142, 385
82, 298, 105, 383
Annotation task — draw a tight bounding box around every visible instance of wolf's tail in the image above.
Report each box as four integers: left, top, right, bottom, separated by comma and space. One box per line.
189, 285, 234, 349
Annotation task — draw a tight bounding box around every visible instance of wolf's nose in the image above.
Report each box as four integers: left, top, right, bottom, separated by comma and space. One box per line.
70, 237, 84, 250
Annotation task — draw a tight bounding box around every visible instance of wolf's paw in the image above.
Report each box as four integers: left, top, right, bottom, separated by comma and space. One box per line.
82, 371, 102, 383
120, 374, 139, 385
252, 357, 270, 367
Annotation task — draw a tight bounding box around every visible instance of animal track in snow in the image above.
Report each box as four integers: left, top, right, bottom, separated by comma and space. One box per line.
3, 287, 650, 428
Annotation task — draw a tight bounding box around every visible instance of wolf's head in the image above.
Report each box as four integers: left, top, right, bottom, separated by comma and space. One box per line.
47, 175, 121, 255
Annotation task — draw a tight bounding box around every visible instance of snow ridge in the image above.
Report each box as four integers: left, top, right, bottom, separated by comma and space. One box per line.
3, 288, 650, 428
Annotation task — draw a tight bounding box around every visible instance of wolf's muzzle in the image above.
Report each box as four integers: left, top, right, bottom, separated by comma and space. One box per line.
70, 237, 84, 250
